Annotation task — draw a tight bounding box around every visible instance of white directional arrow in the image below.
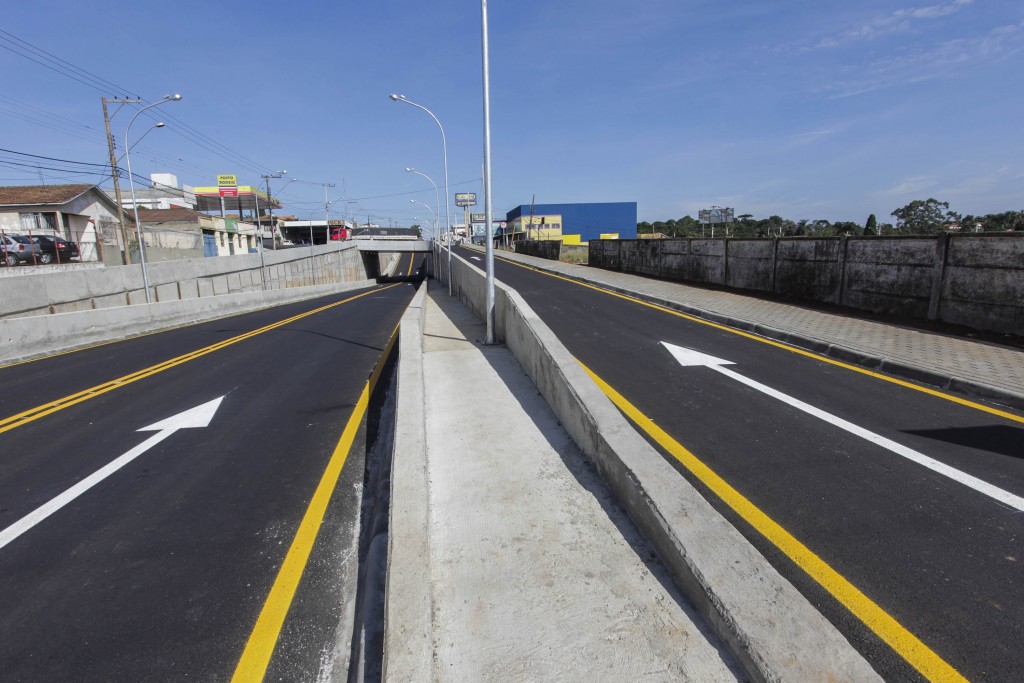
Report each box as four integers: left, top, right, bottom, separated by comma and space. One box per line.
470, 256, 482, 261
662, 342, 1024, 512
0, 396, 225, 551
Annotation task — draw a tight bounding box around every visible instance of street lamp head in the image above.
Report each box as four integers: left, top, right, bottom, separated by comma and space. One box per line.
163, 93, 183, 101
405, 167, 414, 173
154, 122, 166, 128
389, 93, 400, 102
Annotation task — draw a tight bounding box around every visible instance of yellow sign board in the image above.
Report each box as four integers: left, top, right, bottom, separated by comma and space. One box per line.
217, 174, 238, 187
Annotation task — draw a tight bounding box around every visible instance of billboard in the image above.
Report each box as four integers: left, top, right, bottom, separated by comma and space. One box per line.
217, 174, 238, 187
455, 192, 477, 207
699, 207, 734, 224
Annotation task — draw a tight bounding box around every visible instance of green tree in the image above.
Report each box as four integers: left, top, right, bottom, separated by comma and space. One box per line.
833, 221, 860, 236
981, 210, 1024, 232
637, 221, 653, 234
891, 198, 960, 235
864, 213, 877, 236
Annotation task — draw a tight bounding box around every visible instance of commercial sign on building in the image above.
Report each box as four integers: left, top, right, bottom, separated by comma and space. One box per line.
218, 174, 239, 198
455, 192, 477, 207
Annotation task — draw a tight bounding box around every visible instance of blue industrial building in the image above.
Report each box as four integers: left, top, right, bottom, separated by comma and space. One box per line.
505, 202, 637, 242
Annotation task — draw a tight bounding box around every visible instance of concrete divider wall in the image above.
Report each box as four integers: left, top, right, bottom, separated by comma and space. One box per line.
590, 234, 1024, 334
0, 242, 376, 319
513, 240, 561, 260
942, 235, 1024, 333
843, 238, 936, 319
0, 279, 379, 366
438, 251, 881, 682
383, 284, 431, 681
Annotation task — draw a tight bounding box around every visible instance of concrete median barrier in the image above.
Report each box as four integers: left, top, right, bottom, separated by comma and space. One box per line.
436, 252, 881, 682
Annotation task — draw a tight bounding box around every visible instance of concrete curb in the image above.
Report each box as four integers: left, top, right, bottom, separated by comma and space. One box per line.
381, 284, 432, 682
486, 248, 1024, 411
0, 279, 377, 366
445, 253, 881, 682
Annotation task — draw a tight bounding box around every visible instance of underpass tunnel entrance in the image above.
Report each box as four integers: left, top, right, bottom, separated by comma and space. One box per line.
369, 251, 430, 284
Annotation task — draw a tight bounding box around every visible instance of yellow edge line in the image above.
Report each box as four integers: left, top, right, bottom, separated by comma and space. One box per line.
579, 360, 968, 683
231, 382, 370, 683
0, 285, 399, 435
496, 254, 1023, 425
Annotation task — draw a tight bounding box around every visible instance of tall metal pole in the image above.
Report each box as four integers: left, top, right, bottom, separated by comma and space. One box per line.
389, 94, 452, 295
482, 0, 496, 343
407, 167, 440, 242
125, 94, 182, 303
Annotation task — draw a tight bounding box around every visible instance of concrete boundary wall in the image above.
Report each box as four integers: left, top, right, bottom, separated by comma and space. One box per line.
435, 253, 880, 682
383, 285, 431, 681
1, 242, 380, 320
0, 279, 379, 366
589, 234, 1024, 335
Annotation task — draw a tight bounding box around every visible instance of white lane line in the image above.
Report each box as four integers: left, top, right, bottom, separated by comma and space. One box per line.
662, 342, 1024, 512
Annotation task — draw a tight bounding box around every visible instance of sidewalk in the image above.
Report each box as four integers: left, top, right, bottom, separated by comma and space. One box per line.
406, 279, 741, 681
486, 248, 1024, 408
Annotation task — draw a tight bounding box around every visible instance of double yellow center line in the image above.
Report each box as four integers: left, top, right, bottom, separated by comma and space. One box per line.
0, 285, 397, 435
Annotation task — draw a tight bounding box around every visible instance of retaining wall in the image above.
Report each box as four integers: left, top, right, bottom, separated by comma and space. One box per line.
1, 242, 378, 319
589, 234, 1024, 335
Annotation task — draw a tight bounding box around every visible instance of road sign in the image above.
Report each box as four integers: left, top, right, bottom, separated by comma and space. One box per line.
218, 174, 238, 187
455, 192, 477, 207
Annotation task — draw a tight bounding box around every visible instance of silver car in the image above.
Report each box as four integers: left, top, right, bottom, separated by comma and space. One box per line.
2, 234, 44, 266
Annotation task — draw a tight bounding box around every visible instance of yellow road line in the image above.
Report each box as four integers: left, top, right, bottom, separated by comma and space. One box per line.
496, 254, 1023, 425
231, 324, 399, 681
231, 382, 370, 682
0, 285, 398, 435
580, 360, 968, 682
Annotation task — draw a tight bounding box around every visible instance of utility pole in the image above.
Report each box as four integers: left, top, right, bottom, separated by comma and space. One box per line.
322, 183, 336, 242
262, 172, 284, 249
102, 97, 141, 265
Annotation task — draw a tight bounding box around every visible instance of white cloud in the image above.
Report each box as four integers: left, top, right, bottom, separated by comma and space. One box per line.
884, 176, 940, 196
825, 21, 1024, 97
809, 0, 974, 49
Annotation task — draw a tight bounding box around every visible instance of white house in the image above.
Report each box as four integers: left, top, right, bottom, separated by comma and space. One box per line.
0, 184, 125, 262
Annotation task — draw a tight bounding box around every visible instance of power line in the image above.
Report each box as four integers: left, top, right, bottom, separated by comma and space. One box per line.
0, 29, 135, 96
0, 147, 110, 168
0, 29, 276, 178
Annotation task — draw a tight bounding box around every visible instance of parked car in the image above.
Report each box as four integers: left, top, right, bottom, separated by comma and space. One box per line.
32, 235, 79, 264
1, 234, 43, 267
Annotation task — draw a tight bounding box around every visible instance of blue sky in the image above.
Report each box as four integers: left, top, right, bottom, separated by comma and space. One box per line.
1, 0, 1021, 225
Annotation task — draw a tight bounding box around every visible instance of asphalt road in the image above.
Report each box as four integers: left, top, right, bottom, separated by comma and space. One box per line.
0, 253, 424, 681
460, 245, 1024, 683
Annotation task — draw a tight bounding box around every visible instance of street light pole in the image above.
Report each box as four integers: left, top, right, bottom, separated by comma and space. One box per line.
389, 93, 452, 295
125, 94, 182, 304
406, 167, 440, 241
481, 0, 496, 343
411, 199, 436, 239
